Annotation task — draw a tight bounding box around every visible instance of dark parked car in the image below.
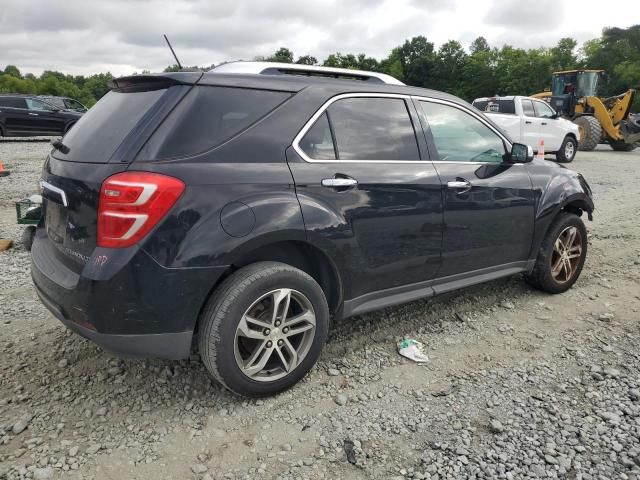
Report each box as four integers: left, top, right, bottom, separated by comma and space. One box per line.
31, 62, 594, 397
37, 95, 88, 113
0, 94, 83, 137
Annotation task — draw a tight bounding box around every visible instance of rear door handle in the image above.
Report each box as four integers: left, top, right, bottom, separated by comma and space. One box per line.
29, 112, 39, 116
321, 177, 358, 188
525, 120, 532, 125
541, 122, 547, 126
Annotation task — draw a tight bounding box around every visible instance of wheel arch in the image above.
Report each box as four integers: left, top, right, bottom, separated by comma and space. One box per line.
194, 240, 343, 337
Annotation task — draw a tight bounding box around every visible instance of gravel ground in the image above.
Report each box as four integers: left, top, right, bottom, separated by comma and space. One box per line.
1, 139, 640, 480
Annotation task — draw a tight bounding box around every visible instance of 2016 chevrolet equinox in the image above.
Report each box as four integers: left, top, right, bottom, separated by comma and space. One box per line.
31, 62, 594, 397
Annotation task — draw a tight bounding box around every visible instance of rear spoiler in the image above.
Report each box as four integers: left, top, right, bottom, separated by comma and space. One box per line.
108, 72, 203, 92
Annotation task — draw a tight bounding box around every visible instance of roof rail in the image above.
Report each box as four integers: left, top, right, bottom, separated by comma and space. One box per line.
209, 61, 405, 86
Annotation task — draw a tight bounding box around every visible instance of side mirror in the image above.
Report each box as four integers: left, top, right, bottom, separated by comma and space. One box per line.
507, 143, 534, 163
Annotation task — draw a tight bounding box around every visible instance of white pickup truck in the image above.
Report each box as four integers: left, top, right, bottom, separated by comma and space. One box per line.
472, 96, 580, 162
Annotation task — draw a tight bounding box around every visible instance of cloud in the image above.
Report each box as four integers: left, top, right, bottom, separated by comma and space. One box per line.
0, 0, 633, 77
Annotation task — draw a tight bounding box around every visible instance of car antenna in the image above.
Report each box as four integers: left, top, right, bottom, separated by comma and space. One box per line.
163, 34, 183, 70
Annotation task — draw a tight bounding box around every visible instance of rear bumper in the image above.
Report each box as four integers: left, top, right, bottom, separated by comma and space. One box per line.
31, 229, 227, 360
35, 281, 192, 359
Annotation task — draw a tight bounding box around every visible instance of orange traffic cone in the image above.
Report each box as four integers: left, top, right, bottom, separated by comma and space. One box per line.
0, 161, 9, 177
536, 139, 545, 159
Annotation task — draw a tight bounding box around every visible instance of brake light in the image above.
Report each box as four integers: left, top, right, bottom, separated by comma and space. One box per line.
97, 172, 185, 248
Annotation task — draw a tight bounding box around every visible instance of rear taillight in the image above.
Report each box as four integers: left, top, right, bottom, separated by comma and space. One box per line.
97, 172, 185, 248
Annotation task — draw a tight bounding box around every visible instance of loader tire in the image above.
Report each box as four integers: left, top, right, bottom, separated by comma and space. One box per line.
609, 141, 637, 152
573, 116, 601, 152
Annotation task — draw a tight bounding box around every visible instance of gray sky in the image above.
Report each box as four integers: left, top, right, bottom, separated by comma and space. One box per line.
1, 0, 639, 77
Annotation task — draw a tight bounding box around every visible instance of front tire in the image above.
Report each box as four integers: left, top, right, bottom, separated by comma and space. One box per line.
555, 136, 577, 163
525, 212, 587, 294
573, 116, 601, 152
198, 262, 329, 397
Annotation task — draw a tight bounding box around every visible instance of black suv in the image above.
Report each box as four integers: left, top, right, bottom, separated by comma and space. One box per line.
0, 94, 83, 137
31, 63, 594, 397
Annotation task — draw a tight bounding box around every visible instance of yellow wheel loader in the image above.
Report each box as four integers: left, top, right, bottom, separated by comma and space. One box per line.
533, 70, 640, 152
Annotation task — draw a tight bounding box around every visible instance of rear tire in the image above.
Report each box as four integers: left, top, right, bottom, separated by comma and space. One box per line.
525, 212, 587, 294
198, 261, 329, 397
573, 116, 601, 152
21, 226, 35, 251
555, 136, 577, 163
609, 141, 637, 152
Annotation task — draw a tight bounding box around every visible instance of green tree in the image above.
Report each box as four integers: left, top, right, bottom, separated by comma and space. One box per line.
296, 55, 317, 65
267, 48, 294, 63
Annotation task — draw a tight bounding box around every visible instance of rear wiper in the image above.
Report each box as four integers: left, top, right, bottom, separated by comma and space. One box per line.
51, 138, 70, 154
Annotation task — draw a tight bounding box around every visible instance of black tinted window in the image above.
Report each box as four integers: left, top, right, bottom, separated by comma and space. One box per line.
300, 112, 336, 160
473, 99, 515, 114
147, 86, 291, 159
52, 88, 167, 163
0, 97, 27, 109
327, 97, 419, 160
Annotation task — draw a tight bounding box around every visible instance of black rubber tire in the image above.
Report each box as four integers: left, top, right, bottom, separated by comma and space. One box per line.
198, 261, 329, 397
609, 141, 637, 152
573, 116, 601, 152
21, 226, 36, 251
555, 136, 577, 163
525, 212, 587, 294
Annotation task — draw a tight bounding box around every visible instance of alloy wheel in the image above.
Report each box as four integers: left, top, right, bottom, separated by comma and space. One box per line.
234, 288, 316, 382
565, 140, 575, 160
550, 226, 583, 283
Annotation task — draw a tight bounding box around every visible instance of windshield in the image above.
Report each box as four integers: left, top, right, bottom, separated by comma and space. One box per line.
577, 72, 599, 97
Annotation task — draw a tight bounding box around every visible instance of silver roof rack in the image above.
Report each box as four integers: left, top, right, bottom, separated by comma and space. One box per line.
209, 61, 405, 86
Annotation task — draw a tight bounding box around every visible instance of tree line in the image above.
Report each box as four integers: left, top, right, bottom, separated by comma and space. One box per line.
1, 24, 639, 110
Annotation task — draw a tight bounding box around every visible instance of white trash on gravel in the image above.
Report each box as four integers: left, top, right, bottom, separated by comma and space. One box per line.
397, 338, 429, 363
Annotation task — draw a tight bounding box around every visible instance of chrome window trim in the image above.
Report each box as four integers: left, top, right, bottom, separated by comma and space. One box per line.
292, 92, 515, 165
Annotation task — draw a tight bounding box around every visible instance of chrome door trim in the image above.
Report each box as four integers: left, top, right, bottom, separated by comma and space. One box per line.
291, 92, 516, 166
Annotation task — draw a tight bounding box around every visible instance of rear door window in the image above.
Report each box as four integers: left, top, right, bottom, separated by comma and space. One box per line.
325, 97, 420, 160
26, 98, 56, 111
145, 86, 291, 159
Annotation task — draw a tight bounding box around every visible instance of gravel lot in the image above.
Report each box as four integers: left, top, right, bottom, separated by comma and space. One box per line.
1, 139, 639, 480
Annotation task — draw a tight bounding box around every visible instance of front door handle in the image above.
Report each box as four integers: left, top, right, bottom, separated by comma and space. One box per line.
447, 180, 471, 189
29, 112, 39, 116
541, 122, 547, 126
321, 177, 358, 188
525, 120, 532, 125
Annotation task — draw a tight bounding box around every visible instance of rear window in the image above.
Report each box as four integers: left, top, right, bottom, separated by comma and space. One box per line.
472, 99, 516, 115
52, 89, 167, 163
143, 86, 291, 159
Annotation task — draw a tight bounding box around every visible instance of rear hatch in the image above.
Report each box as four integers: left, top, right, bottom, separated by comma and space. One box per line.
39, 74, 198, 276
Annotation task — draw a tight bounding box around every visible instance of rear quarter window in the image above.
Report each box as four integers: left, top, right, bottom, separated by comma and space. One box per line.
473, 100, 516, 115
143, 86, 291, 159
0, 97, 27, 108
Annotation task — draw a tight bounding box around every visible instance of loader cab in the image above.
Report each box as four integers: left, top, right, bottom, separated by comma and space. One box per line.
550, 70, 603, 117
